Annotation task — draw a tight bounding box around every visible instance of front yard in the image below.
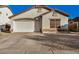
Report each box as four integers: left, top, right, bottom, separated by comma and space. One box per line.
0, 32, 79, 54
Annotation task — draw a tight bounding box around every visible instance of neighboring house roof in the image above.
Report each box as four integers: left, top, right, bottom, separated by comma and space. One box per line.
73, 17, 79, 22
9, 5, 69, 19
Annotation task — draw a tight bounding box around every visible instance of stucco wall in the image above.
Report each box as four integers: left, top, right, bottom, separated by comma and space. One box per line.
57, 12, 68, 26
42, 11, 68, 30
0, 7, 13, 25
11, 8, 49, 19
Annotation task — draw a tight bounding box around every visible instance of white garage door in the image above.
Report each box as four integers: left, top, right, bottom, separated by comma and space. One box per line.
13, 20, 34, 32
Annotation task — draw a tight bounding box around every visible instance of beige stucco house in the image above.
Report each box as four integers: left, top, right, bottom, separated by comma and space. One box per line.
9, 5, 69, 33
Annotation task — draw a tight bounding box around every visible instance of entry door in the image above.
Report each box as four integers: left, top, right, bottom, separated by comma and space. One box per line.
35, 16, 42, 32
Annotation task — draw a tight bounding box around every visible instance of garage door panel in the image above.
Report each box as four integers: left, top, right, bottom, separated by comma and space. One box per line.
13, 20, 34, 32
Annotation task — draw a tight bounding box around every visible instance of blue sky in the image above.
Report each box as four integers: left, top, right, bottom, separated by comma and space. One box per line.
8, 5, 79, 19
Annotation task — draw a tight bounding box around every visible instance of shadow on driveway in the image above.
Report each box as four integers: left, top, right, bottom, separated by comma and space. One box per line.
23, 33, 79, 50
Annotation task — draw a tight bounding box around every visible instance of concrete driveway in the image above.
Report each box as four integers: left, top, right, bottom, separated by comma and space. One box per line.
0, 32, 79, 54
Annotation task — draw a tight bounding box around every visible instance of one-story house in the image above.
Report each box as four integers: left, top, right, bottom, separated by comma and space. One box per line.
9, 5, 69, 33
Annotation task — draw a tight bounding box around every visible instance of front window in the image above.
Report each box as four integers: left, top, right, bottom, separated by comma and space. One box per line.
50, 19, 60, 28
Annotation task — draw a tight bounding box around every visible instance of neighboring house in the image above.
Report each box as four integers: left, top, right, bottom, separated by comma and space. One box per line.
0, 5, 13, 32
69, 17, 79, 31
9, 5, 69, 33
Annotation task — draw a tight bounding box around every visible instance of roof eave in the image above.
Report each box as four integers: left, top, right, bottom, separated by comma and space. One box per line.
55, 9, 69, 17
